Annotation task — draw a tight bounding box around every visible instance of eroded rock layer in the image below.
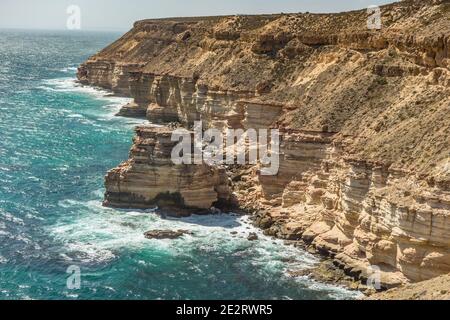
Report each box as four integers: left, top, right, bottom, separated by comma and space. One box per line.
78, 0, 450, 288
103, 126, 232, 214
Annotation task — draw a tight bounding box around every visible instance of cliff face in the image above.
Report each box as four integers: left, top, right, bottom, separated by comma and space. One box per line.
103, 126, 232, 213
78, 0, 450, 289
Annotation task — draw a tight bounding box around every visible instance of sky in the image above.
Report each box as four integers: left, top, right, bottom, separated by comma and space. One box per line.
0, 0, 398, 31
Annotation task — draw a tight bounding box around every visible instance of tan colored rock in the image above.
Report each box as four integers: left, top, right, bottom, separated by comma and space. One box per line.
367, 273, 450, 300
78, 0, 450, 291
103, 126, 232, 214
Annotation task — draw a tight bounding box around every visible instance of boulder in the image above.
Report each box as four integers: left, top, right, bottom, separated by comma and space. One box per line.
144, 229, 193, 240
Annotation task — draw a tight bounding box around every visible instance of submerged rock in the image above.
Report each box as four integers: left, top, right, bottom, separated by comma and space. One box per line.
144, 229, 193, 240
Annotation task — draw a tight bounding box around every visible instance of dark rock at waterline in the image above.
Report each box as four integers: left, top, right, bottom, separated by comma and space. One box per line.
280, 257, 298, 263
247, 233, 259, 241
121, 222, 138, 229
288, 260, 366, 292
144, 229, 193, 240
255, 214, 273, 229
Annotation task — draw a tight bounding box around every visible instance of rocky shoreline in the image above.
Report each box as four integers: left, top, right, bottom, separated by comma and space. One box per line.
78, 0, 450, 297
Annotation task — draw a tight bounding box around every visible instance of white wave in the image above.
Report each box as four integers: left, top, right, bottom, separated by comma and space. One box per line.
299, 277, 363, 300
50, 199, 319, 270
25, 212, 45, 221
58, 199, 80, 208
27, 176, 40, 182
49, 199, 360, 298
40, 77, 132, 108
0, 211, 25, 225
61, 241, 116, 264
12, 234, 33, 245
41, 77, 109, 97
60, 67, 78, 73
0, 230, 10, 237
66, 113, 84, 119
39, 77, 149, 125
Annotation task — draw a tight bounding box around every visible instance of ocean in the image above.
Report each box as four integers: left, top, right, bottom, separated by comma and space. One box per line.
0, 29, 360, 300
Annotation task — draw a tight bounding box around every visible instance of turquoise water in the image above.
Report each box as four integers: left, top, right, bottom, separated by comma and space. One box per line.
0, 29, 360, 300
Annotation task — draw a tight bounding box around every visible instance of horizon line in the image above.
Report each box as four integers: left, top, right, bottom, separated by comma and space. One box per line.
0, 1, 401, 32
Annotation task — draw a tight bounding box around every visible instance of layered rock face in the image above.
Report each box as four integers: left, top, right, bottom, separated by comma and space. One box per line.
103, 126, 232, 214
249, 138, 450, 287
78, 0, 450, 288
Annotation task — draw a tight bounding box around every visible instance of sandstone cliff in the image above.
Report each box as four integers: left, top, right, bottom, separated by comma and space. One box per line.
103, 126, 233, 213
78, 0, 450, 291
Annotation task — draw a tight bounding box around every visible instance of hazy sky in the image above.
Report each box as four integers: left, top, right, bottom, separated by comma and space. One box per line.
0, 0, 398, 31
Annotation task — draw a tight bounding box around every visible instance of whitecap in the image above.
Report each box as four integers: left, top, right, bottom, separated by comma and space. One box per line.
62, 242, 116, 264
302, 278, 364, 300
60, 66, 78, 73
40, 78, 130, 107
37, 76, 153, 130
0, 211, 25, 225
58, 199, 80, 208
50, 203, 318, 267
25, 213, 44, 221
66, 113, 84, 119
91, 189, 105, 198
48, 201, 360, 298
39, 77, 148, 125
